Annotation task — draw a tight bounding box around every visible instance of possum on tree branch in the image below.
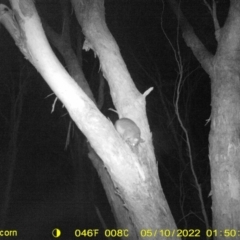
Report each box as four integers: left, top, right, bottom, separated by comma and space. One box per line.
115, 118, 144, 147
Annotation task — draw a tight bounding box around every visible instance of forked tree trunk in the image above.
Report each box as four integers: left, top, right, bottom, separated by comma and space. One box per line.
0, 0, 177, 239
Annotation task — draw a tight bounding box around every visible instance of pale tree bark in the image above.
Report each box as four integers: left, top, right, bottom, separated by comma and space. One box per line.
0, 0, 177, 239
40, 0, 95, 225
169, 0, 240, 232
41, 0, 95, 102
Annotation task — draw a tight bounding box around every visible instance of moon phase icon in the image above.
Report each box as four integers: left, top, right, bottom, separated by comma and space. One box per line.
52, 228, 61, 238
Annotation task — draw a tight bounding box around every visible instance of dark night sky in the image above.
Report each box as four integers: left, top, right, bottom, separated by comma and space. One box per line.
0, 0, 230, 239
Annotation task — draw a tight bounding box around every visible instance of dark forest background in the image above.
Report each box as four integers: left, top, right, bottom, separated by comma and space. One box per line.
0, 0, 229, 239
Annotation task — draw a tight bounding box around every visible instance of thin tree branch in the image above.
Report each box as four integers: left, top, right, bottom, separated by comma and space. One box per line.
203, 0, 220, 41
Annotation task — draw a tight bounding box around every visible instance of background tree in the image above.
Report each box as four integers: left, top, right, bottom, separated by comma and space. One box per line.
169, 0, 240, 231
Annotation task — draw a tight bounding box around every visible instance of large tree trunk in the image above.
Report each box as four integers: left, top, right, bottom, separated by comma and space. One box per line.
209, 56, 240, 230
169, 0, 240, 232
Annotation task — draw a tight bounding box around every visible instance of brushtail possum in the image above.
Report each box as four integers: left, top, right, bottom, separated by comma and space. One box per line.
115, 118, 144, 147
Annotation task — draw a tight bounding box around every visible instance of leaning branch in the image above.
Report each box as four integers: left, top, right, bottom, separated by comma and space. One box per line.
167, 0, 213, 74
